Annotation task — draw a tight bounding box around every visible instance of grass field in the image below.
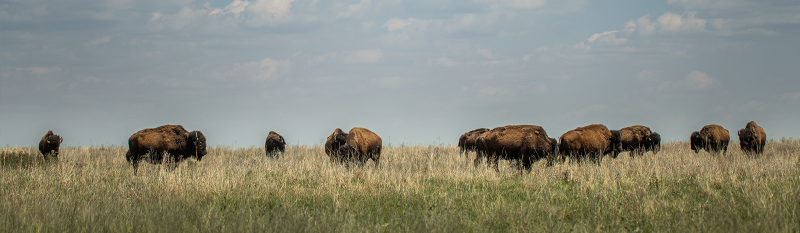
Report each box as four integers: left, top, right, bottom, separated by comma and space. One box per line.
1, 140, 799, 232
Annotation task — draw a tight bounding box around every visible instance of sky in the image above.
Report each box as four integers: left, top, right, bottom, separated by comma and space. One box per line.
1, 0, 799, 147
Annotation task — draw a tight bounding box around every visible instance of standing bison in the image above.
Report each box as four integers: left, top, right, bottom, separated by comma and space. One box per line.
619, 125, 661, 157
558, 124, 622, 164
458, 128, 489, 155
126, 125, 207, 174
324, 128, 349, 162
337, 127, 382, 167
474, 125, 557, 171
265, 131, 286, 157
738, 121, 766, 154
690, 124, 730, 155
39, 130, 63, 160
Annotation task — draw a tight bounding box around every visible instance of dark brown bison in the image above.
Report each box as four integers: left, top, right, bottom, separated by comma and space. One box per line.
690, 124, 730, 155
474, 125, 557, 171
458, 128, 489, 155
265, 131, 286, 157
324, 128, 348, 162
337, 127, 382, 167
126, 125, 207, 174
619, 125, 661, 157
38, 130, 63, 160
558, 124, 622, 164
738, 121, 766, 154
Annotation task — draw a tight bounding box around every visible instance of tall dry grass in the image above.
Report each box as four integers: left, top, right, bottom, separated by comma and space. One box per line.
1, 139, 799, 232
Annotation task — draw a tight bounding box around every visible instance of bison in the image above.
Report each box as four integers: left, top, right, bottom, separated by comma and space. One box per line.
126, 125, 207, 174
558, 124, 622, 164
265, 131, 286, 157
690, 124, 730, 156
337, 127, 382, 167
474, 125, 557, 172
324, 128, 349, 162
458, 128, 489, 156
619, 125, 661, 157
39, 130, 63, 160
738, 121, 766, 154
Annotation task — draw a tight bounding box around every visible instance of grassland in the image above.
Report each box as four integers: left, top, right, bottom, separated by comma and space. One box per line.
1, 140, 799, 232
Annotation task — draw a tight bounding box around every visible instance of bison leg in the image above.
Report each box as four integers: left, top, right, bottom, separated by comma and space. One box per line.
473, 152, 484, 168
491, 155, 501, 172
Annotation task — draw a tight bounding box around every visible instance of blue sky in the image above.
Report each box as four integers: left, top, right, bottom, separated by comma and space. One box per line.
2, 0, 799, 147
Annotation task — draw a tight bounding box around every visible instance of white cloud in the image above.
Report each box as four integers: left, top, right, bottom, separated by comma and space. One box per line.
382, 18, 413, 32
210, 0, 250, 17
17, 67, 62, 74
738, 100, 762, 112
150, 12, 162, 21
477, 0, 546, 9
337, 0, 371, 19
683, 71, 714, 89
657, 12, 706, 33
247, 0, 295, 20
90, 36, 111, 46
502, 0, 546, 9
148, 7, 209, 30
571, 42, 591, 51
667, 0, 751, 9
588, 30, 617, 42
624, 15, 657, 36
587, 30, 627, 45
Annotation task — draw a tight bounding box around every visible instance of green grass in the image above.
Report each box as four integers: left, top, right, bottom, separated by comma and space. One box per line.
1, 141, 799, 232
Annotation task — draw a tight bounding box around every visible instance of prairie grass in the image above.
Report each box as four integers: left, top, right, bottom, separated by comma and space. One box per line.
1, 140, 799, 232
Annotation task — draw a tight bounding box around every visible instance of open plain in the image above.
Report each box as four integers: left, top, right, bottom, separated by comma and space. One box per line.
1, 140, 799, 232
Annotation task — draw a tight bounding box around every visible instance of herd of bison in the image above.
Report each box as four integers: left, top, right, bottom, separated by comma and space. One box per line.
36, 121, 767, 174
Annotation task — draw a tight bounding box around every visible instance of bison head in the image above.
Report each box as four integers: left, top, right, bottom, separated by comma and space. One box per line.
185, 131, 207, 161
648, 132, 662, 154
548, 137, 558, 155
609, 130, 623, 158
738, 128, 755, 150
690, 131, 703, 153
45, 134, 63, 158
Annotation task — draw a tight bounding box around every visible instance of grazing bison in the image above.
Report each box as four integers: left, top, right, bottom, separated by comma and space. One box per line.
558, 124, 622, 164
690, 124, 730, 155
126, 125, 207, 174
458, 128, 489, 155
324, 128, 349, 162
474, 125, 557, 172
38, 130, 63, 160
738, 121, 766, 154
619, 125, 662, 157
338, 127, 382, 167
265, 131, 286, 157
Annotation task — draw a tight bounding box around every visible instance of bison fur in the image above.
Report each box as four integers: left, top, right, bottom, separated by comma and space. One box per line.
337, 127, 382, 167
458, 128, 489, 156
690, 124, 730, 156
39, 130, 63, 160
474, 125, 557, 172
325, 128, 348, 163
558, 124, 622, 164
738, 121, 766, 154
126, 125, 207, 174
619, 125, 661, 157
265, 131, 286, 157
